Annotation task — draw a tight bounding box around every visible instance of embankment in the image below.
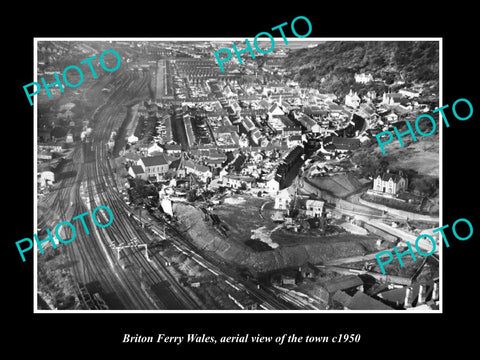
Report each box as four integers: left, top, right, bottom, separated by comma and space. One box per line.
174, 203, 377, 273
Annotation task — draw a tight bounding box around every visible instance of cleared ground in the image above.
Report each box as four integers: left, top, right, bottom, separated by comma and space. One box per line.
175, 195, 382, 273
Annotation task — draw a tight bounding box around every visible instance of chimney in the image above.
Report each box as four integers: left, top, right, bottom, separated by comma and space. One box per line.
404, 287, 413, 308
432, 282, 439, 301
418, 284, 426, 305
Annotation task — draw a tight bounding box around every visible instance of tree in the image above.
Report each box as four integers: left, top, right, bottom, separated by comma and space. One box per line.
187, 190, 197, 202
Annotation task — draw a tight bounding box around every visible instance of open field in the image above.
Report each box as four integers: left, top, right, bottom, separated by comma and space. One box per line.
307, 173, 365, 198
352, 131, 439, 178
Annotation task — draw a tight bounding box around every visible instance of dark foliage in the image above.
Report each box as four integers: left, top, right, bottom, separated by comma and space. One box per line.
283, 41, 439, 96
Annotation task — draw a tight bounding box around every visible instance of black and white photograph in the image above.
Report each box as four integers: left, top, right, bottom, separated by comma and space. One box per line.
6, 5, 478, 355
33, 39, 441, 312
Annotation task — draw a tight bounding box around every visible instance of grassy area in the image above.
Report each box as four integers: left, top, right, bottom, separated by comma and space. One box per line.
307, 173, 364, 198
351, 130, 439, 178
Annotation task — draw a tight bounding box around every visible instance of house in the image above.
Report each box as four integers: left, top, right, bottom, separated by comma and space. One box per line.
298, 264, 318, 279
377, 284, 421, 308
331, 136, 360, 152
60, 102, 76, 111
238, 134, 249, 148
373, 170, 408, 195
66, 133, 74, 143
323, 275, 364, 294
219, 167, 229, 180
274, 188, 292, 210
327, 102, 345, 117
124, 152, 141, 164
147, 142, 163, 155
268, 115, 291, 133
57, 109, 74, 120
38, 151, 53, 161
240, 116, 256, 133
283, 125, 302, 137
283, 145, 304, 168
365, 90, 377, 101
258, 99, 270, 110
280, 274, 296, 286
384, 111, 399, 122
305, 199, 324, 217
214, 125, 239, 137
287, 134, 303, 148
184, 160, 212, 182
229, 100, 241, 113
399, 88, 421, 98
345, 89, 361, 108
138, 154, 170, 180
223, 175, 256, 189
297, 114, 321, 133
206, 158, 225, 169
38, 171, 55, 187
260, 137, 269, 148
267, 103, 285, 119
163, 143, 182, 154
38, 142, 65, 153
354, 73, 373, 84
127, 134, 139, 144
382, 92, 404, 105
138, 143, 150, 154
303, 105, 325, 120
128, 165, 148, 180
208, 149, 227, 163
333, 290, 394, 310
358, 103, 376, 119
266, 174, 281, 194
107, 138, 115, 150
38, 128, 53, 142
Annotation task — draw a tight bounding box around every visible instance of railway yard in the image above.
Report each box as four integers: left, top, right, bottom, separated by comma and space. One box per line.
37, 62, 298, 311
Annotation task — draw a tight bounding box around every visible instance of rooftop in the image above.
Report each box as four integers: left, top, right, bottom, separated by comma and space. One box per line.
347, 291, 394, 310
376, 171, 406, 183
323, 275, 363, 293
140, 154, 169, 167
332, 136, 360, 151
130, 165, 145, 174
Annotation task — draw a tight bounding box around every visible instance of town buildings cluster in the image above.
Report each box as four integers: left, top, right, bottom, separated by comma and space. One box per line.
118, 51, 433, 201
35, 42, 440, 311
36, 41, 439, 221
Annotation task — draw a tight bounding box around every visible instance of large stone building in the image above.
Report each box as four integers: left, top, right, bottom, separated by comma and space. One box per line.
345, 89, 361, 108
354, 73, 373, 84
373, 170, 408, 195
305, 199, 324, 217
138, 154, 170, 180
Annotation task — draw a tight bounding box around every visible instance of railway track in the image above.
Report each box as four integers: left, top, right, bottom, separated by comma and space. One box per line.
93, 70, 201, 309
40, 65, 298, 310
43, 69, 154, 309
64, 67, 201, 309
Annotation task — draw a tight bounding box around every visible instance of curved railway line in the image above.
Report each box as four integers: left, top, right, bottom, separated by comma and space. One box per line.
39, 66, 299, 310
58, 68, 202, 309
